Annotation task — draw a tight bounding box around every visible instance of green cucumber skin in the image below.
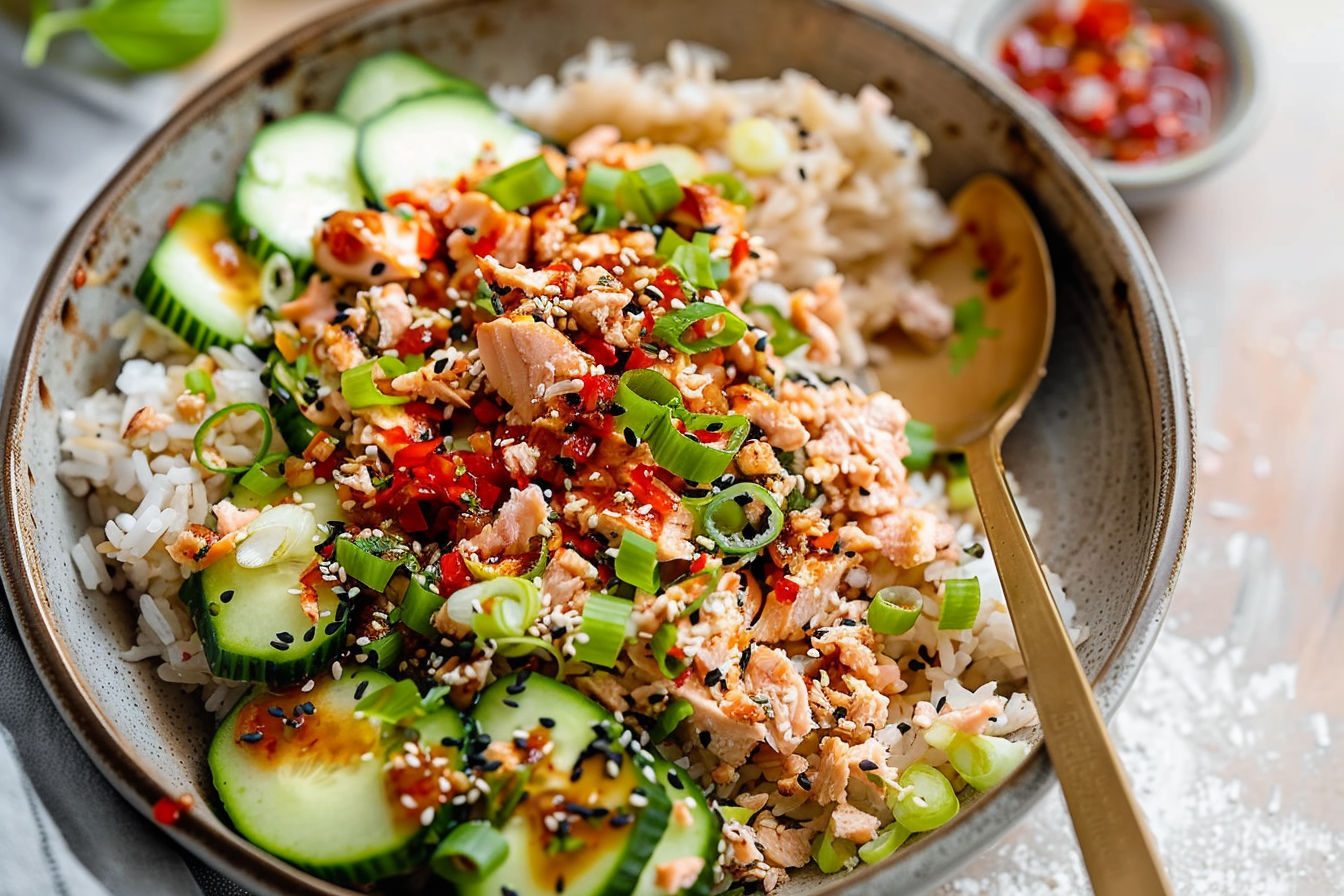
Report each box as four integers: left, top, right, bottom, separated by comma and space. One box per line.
134, 262, 227, 353
334, 50, 486, 125
602, 781, 673, 896
230, 200, 317, 282
209, 669, 431, 885
180, 573, 347, 685
635, 761, 720, 896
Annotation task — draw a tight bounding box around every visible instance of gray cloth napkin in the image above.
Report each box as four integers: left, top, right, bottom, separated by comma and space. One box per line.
0, 17, 247, 896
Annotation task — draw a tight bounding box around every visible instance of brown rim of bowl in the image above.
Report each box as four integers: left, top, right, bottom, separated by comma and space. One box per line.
0, 1, 1194, 894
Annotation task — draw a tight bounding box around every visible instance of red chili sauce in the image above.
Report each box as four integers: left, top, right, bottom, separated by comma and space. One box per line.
998, 0, 1226, 162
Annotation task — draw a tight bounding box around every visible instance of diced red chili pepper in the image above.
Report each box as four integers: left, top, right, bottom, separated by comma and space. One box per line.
689, 554, 709, 574
625, 345, 661, 369
575, 334, 619, 368
731, 236, 751, 270
473, 401, 504, 426
774, 577, 800, 605
629, 464, 676, 515
439, 551, 473, 591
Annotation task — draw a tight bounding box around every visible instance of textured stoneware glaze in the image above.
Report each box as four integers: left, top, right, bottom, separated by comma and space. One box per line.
0, 1, 1194, 894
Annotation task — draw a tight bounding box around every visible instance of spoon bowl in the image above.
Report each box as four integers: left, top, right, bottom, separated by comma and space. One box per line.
873, 175, 1175, 896
871, 174, 1054, 447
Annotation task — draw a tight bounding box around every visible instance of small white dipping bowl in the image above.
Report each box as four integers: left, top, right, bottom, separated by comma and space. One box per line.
955, 0, 1267, 210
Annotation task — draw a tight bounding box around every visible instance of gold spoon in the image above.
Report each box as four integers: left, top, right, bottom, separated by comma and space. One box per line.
870, 174, 1173, 896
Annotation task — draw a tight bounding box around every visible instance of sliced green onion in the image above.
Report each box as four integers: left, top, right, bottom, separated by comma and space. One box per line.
354, 679, 424, 726
923, 722, 1029, 791
444, 577, 542, 642
615, 529, 661, 594
573, 592, 633, 668
236, 453, 289, 497
431, 820, 509, 881
193, 402, 273, 475
867, 586, 924, 636
492, 635, 565, 668
947, 475, 975, 512
650, 298, 747, 349
886, 762, 959, 832
655, 230, 725, 292
649, 696, 694, 742
615, 173, 655, 224
630, 164, 684, 217
334, 536, 409, 592
702, 483, 784, 555
696, 172, 755, 207
858, 822, 912, 864
727, 117, 790, 176
341, 357, 410, 408
476, 155, 563, 211
365, 631, 404, 670
587, 203, 623, 232
260, 252, 295, 308
717, 805, 755, 825
811, 827, 857, 874
400, 575, 444, 638
183, 369, 216, 402
650, 622, 688, 679
614, 370, 750, 483
938, 578, 981, 631
902, 418, 937, 472
473, 280, 501, 317
743, 301, 811, 356
581, 162, 625, 207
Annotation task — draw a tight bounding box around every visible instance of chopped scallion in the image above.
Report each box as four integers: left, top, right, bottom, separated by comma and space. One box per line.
886, 762, 959, 832
867, 585, 924, 636
653, 301, 748, 353
615, 529, 661, 594
341, 357, 411, 408
431, 820, 509, 881
701, 483, 784, 555
743, 301, 811, 356
649, 696, 694, 742
573, 592, 633, 668
192, 402, 273, 475
183, 369, 216, 402
475, 155, 563, 211
938, 577, 981, 630
651, 622, 688, 679
810, 826, 857, 874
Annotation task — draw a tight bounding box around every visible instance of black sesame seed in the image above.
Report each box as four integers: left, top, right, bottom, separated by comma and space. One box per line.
897, 722, 911, 734
219, 590, 234, 604
839, 618, 859, 627
299, 702, 316, 715
354, 681, 370, 700
502, 887, 520, 896
462, 225, 478, 236
370, 261, 386, 276
239, 731, 263, 743
623, 428, 639, 447
503, 698, 519, 709
302, 626, 316, 642
698, 730, 712, 747
610, 813, 634, 828
936, 696, 947, 712
269, 640, 290, 651
481, 759, 503, 772
325, 621, 342, 635
859, 759, 879, 771
704, 668, 723, 687
907, 659, 926, 671
267, 706, 285, 718
667, 769, 685, 789
540, 717, 556, 728
754, 335, 768, 352
797, 773, 812, 791
275, 631, 294, 643
834, 707, 847, 720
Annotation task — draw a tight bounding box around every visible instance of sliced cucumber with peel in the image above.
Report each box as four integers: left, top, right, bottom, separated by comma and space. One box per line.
134, 200, 261, 351
183, 503, 344, 684
335, 50, 485, 125
356, 91, 540, 202
210, 669, 466, 884
232, 113, 366, 275
463, 673, 671, 896
633, 760, 720, 896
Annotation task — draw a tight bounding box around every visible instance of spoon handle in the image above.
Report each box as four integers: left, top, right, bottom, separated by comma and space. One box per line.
963, 434, 1173, 896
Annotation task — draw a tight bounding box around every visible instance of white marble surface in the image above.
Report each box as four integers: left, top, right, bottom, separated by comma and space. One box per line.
1, 1, 1340, 894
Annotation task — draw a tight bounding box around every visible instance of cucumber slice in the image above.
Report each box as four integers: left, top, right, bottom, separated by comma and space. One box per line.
229, 482, 348, 530
335, 50, 485, 125
133, 200, 261, 351
182, 503, 344, 684
210, 669, 466, 884
356, 92, 540, 202
463, 673, 671, 896
233, 113, 365, 275
633, 761, 720, 896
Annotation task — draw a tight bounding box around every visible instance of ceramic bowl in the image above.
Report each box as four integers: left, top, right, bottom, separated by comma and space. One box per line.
954, 0, 1267, 210
0, 1, 1194, 894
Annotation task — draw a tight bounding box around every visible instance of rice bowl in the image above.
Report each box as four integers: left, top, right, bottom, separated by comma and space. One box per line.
0, 1, 1198, 896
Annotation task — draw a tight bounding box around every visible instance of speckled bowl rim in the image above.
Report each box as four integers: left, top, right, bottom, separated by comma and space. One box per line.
0, 1, 1194, 894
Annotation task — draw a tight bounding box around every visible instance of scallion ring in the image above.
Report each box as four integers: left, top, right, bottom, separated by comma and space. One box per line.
701, 483, 784, 555
183, 368, 216, 402
717, 805, 755, 825
650, 622, 688, 679
923, 721, 1029, 791
743, 301, 812, 356
334, 536, 410, 592
431, 820, 509, 881
341, 357, 411, 408
615, 529, 661, 594
399, 575, 445, 639
260, 252, 295, 308
938, 577, 981, 631
648, 696, 694, 742
572, 592, 633, 668
236, 451, 289, 497
193, 402, 273, 475
811, 827, 857, 874
696, 172, 755, 207
867, 585, 925, 637
614, 370, 750, 483
442, 577, 541, 642
476, 155, 563, 211
886, 762, 959, 832
857, 822, 912, 864
654, 301, 748, 353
